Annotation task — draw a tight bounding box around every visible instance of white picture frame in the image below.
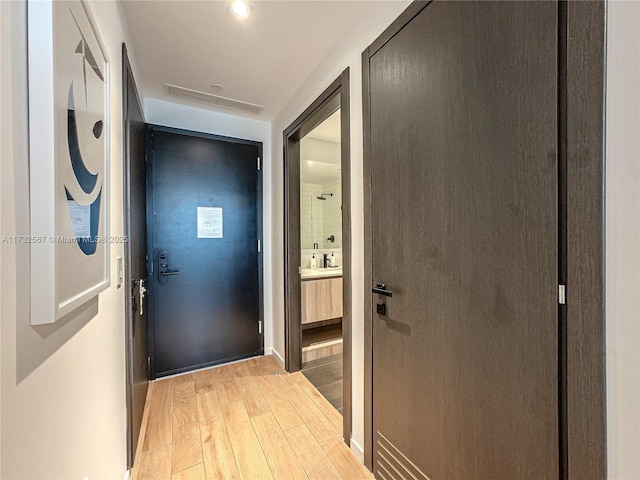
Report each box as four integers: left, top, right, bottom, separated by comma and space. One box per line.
28, 0, 110, 325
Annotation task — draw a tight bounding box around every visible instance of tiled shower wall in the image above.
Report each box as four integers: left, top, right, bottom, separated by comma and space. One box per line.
300, 181, 342, 249
322, 179, 342, 248
301, 183, 323, 249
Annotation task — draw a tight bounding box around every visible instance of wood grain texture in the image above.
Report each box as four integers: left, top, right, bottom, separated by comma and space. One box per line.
195, 390, 221, 425
326, 441, 374, 480
173, 380, 198, 430
131, 356, 362, 479
254, 375, 303, 431
297, 375, 343, 432
338, 66, 353, 447
289, 372, 307, 384
284, 136, 302, 373
282, 380, 341, 449
131, 382, 153, 479
284, 424, 344, 480
368, 2, 558, 479
192, 369, 216, 394
565, 1, 607, 478
302, 340, 342, 363
171, 463, 205, 480
245, 355, 282, 376
217, 377, 242, 405
171, 379, 202, 474
171, 423, 202, 474
361, 44, 374, 470
251, 412, 309, 480
137, 445, 172, 480
144, 379, 173, 451
200, 416, 240, 480
221, 401, 274, 480
235, 376, 270, 417
301, 278, 343, 324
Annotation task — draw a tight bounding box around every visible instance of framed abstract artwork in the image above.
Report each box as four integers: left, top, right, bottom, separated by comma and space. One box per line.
28, 0, 110, 324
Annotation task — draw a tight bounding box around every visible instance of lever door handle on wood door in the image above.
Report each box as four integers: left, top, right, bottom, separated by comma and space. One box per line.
372, 283, 393, 297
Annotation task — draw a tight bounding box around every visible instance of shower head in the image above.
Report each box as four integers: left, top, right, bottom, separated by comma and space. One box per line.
317, 193, 333, 200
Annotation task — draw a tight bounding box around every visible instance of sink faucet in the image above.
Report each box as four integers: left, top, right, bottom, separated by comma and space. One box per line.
323, 254, 330, 268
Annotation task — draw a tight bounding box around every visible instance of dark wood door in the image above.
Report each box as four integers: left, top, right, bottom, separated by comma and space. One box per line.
122, 44, 148, 468
148, 128, 262, 377
369, 2, 559, 479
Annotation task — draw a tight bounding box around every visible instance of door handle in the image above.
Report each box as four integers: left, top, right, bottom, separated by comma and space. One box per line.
372, 283, 393, 297
139, 279, 147, 316
158, 250, 180, 284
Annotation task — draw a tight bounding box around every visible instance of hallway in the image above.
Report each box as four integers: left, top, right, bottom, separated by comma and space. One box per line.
131, 355, 370, 480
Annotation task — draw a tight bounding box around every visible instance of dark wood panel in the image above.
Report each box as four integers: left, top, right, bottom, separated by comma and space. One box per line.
122, 43, 149, 469
284, 136, 302, 372
565, 1, 607, 478
361, 45, 374, 470
367, 1, 430, 57
369, 2, 558, 478
339, 67, 352, 447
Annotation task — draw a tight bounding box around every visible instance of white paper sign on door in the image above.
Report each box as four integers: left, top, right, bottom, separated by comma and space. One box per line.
197, 207, 223, 238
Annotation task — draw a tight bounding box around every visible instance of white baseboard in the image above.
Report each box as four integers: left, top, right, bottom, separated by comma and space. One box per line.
350, 438, 365, 464
267, 347, 285, 368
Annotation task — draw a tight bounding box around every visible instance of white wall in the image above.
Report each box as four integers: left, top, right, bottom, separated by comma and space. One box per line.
606, 2, 640, 479
144, 98, 275, 357
0, 2, 5, 475
1, 1, 140, 478
269, 0, 411, 457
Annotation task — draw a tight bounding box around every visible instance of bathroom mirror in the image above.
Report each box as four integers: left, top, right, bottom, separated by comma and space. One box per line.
300, 109, 342, 251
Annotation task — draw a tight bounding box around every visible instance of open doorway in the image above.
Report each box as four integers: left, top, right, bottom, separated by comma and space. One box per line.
300, 110, 344, 412
284, 69, 351, 443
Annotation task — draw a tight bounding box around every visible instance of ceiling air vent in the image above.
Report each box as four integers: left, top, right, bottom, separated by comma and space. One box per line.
163, 84, 264, 115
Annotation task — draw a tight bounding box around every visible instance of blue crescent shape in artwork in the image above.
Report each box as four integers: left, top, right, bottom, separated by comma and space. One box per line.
67, 85, 99, 195
65, 10, 105, 256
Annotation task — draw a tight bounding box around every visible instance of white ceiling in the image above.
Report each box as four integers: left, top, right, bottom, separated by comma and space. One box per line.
121, 1, 372, 120
300, 112, 341, 184
306, 109, 341, 143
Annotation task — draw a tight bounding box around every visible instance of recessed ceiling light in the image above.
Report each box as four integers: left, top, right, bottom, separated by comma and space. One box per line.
230, 1, 252, 19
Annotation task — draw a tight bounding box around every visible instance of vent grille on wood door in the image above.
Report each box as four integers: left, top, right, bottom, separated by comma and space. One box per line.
376, 431, 431, 480
163, 84, 264, 115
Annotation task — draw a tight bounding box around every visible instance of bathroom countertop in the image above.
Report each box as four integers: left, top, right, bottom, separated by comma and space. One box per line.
301, 267, 342, 280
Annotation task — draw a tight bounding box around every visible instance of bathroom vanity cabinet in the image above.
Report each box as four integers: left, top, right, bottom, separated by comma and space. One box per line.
301, 276, 343, 325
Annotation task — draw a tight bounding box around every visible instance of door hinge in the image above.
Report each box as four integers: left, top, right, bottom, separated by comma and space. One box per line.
299, 266, 302, 275
257, 157, 261, 171
257, 239, 261, 252
258, 320, 263, 334
558, 284, 566, 305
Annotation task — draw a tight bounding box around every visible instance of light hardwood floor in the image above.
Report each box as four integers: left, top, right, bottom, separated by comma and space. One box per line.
131, 355, 372, 480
